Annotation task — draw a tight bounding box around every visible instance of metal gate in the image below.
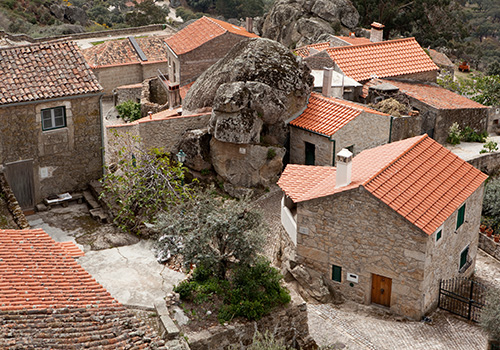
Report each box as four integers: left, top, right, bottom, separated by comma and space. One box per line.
4, 159, 34, 210
438, 277, 487, 322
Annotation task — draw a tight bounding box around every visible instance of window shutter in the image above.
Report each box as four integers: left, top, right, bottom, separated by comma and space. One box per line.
332, 265, 342, 282
456, 204, 466, 230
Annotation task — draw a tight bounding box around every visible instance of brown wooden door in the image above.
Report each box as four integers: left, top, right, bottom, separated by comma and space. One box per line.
371, 274, 392, 307
4, 160, 34, 210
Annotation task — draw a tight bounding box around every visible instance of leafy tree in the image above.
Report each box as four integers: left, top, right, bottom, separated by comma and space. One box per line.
155, 188, 265, 279
100, 137, 194, 232
438, 73, 500, 106
125, 0, 167, 26
488, 61, 500, 76
116, 100, 141, 122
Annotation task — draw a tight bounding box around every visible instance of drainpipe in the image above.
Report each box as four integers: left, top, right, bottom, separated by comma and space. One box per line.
389, 116, 394, 143
99, 94, 105, 176
330, 138, 336, 166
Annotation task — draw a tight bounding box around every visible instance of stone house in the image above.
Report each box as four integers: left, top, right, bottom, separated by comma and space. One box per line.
277, 134, 487, 319
379, 79, 490, 144
164, 16, 257, 106
82, 35, 173, 95
288, 92, 391, 166
0, 40, 104, 209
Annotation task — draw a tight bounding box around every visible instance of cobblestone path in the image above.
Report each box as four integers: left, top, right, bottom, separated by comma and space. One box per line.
308, 302, 487, 350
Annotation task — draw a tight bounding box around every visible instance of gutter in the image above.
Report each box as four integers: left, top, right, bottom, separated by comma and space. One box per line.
389, 116, 393, 143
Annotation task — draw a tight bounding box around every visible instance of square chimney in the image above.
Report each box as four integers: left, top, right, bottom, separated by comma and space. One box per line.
335, 148, 353, 188
370, 22, 384, 43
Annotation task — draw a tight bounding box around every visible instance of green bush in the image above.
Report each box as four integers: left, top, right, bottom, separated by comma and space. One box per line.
480, 140, 498, 154
461, 126, 488, 143
175, 259, 290, 324
116, 100, 141, 122
447, 122, 462, 145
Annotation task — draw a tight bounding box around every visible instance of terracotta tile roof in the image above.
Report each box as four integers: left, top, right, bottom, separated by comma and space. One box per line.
83, 35, 171, 68
0, 307, 166, 349
0, 41, 102, 105
0, 229, 118, 311
290, 92, 388, 136
335, 36, 372, 46
165, 16, 258, 55
58, 241, 85, 258
278, 134, 487, 235
180, 81, 195, 99
384, 80, 488, 110
294, 42, 331, 58
325, 38, 439, 82
294, 36, 371, 58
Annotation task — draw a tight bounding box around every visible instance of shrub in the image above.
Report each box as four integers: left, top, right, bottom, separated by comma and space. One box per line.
480, 288, 500, 342
267, 148, 276, 160
461, 126, 488, 143
480, 139, 498, 154
447, 122, 462, 145
247, 331, 290, 350
116, 100, 141, 122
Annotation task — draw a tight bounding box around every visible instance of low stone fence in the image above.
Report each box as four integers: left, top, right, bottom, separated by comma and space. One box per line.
0, 24, 171, 44
479, 231, 500, 261
0, 172, 30, 229
468, 152, 500, 176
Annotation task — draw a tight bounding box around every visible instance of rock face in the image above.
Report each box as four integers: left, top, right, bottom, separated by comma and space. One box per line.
258, 0, 360, 47
177, 129, 212, 172
49, 4, 89, 26
183, 38, 313, 193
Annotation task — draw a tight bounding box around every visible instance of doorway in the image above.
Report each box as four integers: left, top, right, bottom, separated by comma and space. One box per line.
371, 273, 392, 307
305, 142, 315, 165
4, 159, 35, 210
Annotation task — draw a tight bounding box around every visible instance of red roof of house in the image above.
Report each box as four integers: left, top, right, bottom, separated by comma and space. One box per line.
165, 16, 258, 55
427, 48, 454, 68
0, 229, 118, 311
278, 134, 487, 235
294, 36, 372, 58
325, 38, 439, 82
384, 80, 488, 110
0, 41, 102, 105
290, 92, 388, 137
83, 35, 172, 68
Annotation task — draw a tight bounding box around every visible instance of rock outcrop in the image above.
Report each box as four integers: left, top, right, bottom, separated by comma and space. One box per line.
49, 4, 89, 26
183, 38, 313, 194
258, 0, 360, 48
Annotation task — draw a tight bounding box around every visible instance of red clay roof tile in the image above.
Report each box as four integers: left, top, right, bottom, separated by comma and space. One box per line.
0, 41, 102, 105
325, 38, 439, 82
0, 229, 118, 311
82, 35, 172, 68
290, 92, 388, 136
384, 79, 488, 110
278, 135, 487, 235
165, 16, 258, 55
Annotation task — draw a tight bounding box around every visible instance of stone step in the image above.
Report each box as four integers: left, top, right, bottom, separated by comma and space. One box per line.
83, 190, 100, 210
89, 208, 108, 223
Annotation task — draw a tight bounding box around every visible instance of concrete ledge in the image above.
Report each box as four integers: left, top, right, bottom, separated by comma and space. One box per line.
155, 301, 180, 340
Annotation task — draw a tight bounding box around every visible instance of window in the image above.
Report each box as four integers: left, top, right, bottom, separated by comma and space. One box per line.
332, 265, 342, 282
436, 229, 442, 242
41, 106, 66, 131
459, 246, 470, 271
456, 204, 466, 230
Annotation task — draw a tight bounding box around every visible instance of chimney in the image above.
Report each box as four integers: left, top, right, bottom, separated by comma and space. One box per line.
246, 17, 253, 33
335, 148, 353, 188
349, 32, 355, 38
322, 67, 333, 97
370, 22, 384, 43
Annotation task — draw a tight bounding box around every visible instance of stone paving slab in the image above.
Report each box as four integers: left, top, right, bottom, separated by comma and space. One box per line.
308, 302, 487, 350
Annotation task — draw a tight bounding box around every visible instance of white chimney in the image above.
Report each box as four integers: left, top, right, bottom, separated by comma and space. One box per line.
322, 67, 333, 97
335, 148, 353, 188
370, 22, 384, 43
246, 17, 253, 33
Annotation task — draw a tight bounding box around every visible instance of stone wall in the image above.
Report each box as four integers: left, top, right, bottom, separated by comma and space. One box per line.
185, 295, 317, 350
434, 108, 489, 144
0, 95, 103, 203
178, 33, 252, 84
422, 185, 483, 314
289, 127, 334, 166
93, 61, 169, 95
487, 106, 500, 134
479, 231, 500, 260
114, 83, 143, 105
295, 187, 428, 319
468, 152, 500, 176
106, 113, 211, 165
140, 78, 169, 117
289, 111, 391, 166
391, 114, 423, 142
393, 70, 438, 83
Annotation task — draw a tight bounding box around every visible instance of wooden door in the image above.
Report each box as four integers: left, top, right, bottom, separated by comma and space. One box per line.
371, 274, 392, 307
4, 159, 34, 210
